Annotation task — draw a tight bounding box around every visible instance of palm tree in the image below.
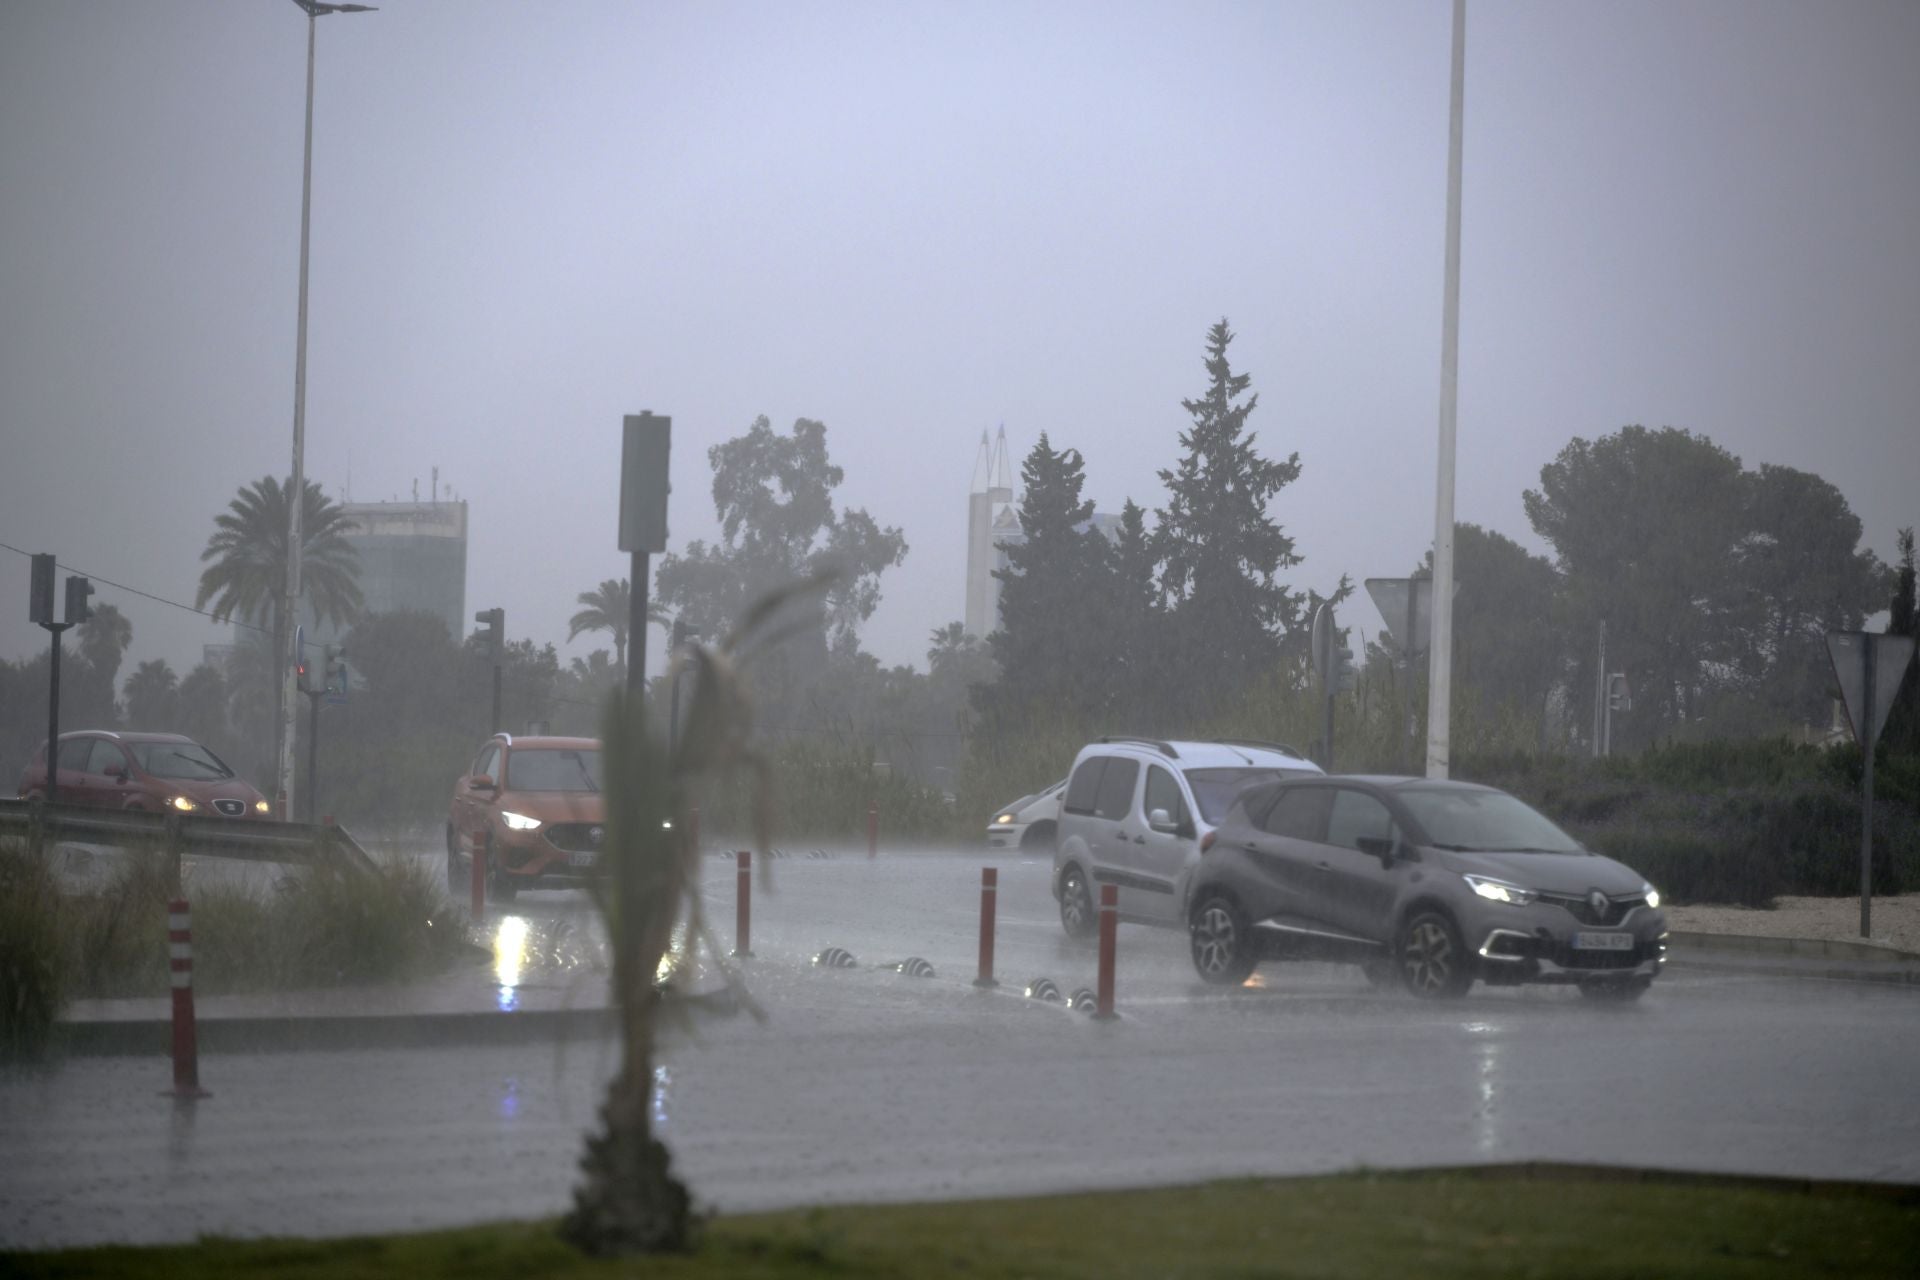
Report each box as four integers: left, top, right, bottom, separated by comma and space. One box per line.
196, 476, 361, 781
568, 579, 670, 671
195, 476, 362, 629
123, 659, 179, 730
76, 603, 133, 683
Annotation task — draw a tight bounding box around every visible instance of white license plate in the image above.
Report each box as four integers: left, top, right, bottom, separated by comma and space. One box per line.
568, 851, 597, 868
1573, 931, 1633, 951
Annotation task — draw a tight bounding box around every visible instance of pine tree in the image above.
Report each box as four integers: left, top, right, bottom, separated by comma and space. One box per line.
1155, 319, 1305, 709
1111, 499, 1164, 725
982, 435, 1116, 725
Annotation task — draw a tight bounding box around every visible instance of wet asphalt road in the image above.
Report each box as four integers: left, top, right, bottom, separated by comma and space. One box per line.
4, 848, 1918, 1248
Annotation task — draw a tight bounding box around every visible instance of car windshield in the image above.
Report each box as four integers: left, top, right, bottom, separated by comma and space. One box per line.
127, 741, 233, 781
506, 748, 602, 793
1397, 787, 1583, 854
1184, 768, 1313, 823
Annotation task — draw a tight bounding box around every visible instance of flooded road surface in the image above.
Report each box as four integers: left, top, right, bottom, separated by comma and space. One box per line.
5, 850, 1916, 1248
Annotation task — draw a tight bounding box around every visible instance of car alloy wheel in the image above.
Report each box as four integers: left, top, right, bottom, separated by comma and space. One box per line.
1190, 894, 1257, 985
1398, 910, 1471, 999
1059, 867, 1095, 940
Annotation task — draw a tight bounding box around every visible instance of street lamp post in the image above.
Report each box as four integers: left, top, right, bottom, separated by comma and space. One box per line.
279, 1, 375, 821
1425, 0, 1465, 780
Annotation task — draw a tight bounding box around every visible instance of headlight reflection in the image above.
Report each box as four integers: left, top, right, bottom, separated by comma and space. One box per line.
494, 915, 529, 1012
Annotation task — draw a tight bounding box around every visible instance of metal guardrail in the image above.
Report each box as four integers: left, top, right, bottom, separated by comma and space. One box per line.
0, 797, 377, 876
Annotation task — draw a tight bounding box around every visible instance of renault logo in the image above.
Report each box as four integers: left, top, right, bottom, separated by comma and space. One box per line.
1588, 890, 1609, 918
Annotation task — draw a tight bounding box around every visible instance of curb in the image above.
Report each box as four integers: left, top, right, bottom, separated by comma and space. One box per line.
1665, 934, 1920, 988
1667, 930, 1920, 963
52, 1006, 620, 1059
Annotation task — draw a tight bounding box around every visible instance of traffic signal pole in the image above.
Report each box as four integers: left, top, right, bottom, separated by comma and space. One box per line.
29, 556, 91, 808
305, 686, 324, 823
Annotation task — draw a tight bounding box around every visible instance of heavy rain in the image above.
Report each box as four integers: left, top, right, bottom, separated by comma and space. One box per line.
2, 2, 1918, 1274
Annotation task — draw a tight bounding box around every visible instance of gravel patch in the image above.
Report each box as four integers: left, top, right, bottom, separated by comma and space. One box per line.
1667, 894, 1920, 955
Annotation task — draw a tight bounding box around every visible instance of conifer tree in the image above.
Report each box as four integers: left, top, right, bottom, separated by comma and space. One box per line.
982, 434, 1116, 724
1155, 319, 1305, 708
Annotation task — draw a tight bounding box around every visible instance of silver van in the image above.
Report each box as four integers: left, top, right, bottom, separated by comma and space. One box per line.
1051, 737, 1323, 938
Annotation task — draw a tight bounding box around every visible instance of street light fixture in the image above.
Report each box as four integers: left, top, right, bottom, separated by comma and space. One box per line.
279, 0, 375, 821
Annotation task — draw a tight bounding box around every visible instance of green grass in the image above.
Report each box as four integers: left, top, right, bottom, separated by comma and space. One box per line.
7, 1166, 1917, 1278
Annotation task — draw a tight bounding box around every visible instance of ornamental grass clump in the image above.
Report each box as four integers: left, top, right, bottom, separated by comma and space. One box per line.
0, 840, 63, 1059
560, 576, 827, 1258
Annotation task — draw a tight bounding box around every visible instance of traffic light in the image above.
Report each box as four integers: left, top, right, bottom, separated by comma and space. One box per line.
474, 607, 504, 659
1334, 644, 1358, 694
64, 576, 93, 626
295, 652, 311, 693
29, 554, 55, 625
1606, 673, 1631, 713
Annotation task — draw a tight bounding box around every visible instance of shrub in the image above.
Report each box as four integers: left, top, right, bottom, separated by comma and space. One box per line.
0, 841, 63, 1058
271, 855, 461, 986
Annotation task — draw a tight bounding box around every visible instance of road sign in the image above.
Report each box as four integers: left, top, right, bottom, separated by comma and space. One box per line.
619, 412, 672, 553
1826, 631, 1915, 749
1310, 601, 1335, 687
1364, 577, 1458, 658
1825, 630, 1917, 941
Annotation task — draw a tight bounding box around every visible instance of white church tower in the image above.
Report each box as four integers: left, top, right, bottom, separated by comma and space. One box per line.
964, 426, 1015, 637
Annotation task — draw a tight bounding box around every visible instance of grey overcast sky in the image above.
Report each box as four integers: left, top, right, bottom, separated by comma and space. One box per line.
2, 1, 1916, 686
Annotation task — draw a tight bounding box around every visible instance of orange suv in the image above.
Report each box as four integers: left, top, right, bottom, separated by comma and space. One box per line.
447, 734, 604, 900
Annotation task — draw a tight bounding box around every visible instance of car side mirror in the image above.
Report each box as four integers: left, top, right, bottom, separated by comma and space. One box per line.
105, 767, 127, 782
469, 775, 496, 793
1148, 806, 1178, 834
1355, 835, 1397, 866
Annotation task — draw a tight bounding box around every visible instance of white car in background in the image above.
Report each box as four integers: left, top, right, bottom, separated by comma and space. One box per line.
985, 779, 1066, 853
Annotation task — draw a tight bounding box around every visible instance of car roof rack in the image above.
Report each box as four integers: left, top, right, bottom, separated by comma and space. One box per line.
1100, 735, 1180, 759
1212, 738, 1307, 760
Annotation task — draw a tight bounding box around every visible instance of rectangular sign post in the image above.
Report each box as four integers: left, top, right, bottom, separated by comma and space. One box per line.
620, 413, 671, 698
1310, 602, 1335, 769
1826, 630, 1917, 938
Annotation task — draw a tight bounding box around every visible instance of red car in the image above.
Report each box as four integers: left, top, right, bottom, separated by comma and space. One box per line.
447, 734, 605, 900
18, 730, 271, 817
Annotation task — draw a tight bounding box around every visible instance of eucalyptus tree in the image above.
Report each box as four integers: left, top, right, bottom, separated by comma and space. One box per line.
653, 416, 905, 725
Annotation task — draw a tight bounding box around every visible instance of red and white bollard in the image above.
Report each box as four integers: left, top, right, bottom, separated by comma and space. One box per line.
974, 867, 999, 988
470, 837, 487, 921
1094, 883, 1118, 1020
867, 800, 879, 859
732, 850, 753, 958
167, 899, 208, 1098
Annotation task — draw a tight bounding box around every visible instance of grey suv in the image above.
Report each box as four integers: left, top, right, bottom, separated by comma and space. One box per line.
1052, 738, 1323, 939
1186, 775, 1667, 1000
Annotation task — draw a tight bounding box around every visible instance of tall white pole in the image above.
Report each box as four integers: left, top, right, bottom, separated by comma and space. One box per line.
1425, 0, 1466, 780
280, 9, 318, 818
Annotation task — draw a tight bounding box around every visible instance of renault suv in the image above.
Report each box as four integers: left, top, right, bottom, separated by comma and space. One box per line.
447, 734, 604, 900
1185, 775, 1668, 1000
1051, 738, 1323, 938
